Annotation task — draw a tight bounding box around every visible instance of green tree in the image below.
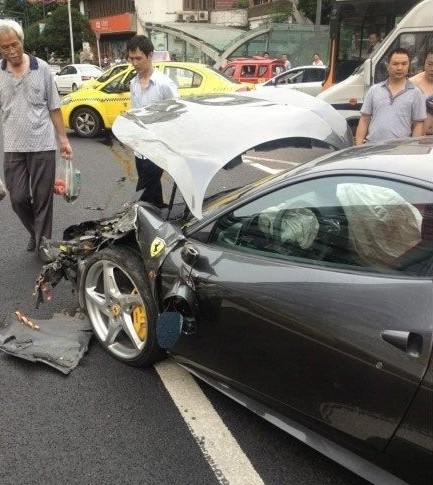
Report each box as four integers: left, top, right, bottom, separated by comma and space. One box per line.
2, 1, 94, 62
1, 0, 59, 27
39, 5, 95, 62
269, 2, 293, 23
233, 0, 249, 7
297, 0, 333, 24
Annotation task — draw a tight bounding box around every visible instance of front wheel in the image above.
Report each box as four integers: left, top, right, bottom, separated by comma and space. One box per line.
80, 246, 165, 367
71, 107, 103, 138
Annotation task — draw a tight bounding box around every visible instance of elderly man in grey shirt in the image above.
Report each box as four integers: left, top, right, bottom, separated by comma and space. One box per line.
355, 47, 426, 145
0, 19, 73, 261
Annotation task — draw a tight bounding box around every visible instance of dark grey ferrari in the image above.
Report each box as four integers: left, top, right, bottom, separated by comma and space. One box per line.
37, 93, 432, 485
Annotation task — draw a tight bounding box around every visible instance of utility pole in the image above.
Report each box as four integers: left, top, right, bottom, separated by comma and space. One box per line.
315, 0, 322, 30
67, 0, 75, 63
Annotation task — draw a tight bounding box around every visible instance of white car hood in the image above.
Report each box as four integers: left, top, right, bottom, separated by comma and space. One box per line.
112, 91, 352, 219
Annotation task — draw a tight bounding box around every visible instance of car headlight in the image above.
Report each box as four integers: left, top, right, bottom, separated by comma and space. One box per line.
61, 96, 72, 106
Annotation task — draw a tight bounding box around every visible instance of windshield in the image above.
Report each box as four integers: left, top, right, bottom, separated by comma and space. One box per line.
207, 66, 243, 84
331, 0, 419, 82
97, 65, 129, 83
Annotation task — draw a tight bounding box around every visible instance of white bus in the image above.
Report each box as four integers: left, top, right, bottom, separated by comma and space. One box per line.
318, 0, 433, 132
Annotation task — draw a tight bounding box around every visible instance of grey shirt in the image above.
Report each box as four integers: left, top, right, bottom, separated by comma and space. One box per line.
361, 80, 427, 142
0, 55, 61, 152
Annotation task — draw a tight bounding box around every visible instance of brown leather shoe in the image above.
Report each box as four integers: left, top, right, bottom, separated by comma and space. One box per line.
27, 236, 36, 252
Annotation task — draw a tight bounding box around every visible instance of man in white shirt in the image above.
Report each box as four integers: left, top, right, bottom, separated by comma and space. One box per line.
282, 54, 291, 71
127, 35, 178, 205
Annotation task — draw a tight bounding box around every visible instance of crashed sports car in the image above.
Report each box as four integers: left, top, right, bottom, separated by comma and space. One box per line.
36, 92, 432, 485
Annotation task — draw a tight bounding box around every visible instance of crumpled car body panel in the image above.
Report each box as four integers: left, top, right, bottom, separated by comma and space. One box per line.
113, 91, 353, 218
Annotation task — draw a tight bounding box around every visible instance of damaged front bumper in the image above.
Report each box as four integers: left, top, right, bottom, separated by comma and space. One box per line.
35, 203, 186, 310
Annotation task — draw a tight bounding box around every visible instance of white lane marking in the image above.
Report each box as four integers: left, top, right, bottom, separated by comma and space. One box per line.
251, 163, 282, 174
155, 361, 264, 485
242, 156, 301, 174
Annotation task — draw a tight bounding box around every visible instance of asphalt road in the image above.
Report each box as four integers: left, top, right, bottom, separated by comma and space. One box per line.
0, 131, 368, 485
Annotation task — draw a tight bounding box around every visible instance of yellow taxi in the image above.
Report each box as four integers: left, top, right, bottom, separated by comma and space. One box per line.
80, 63, 129, 90
61, 62, 254, 137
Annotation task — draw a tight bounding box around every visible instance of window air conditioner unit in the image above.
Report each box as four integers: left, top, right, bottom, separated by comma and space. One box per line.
182, 11, 198, 22
197, 11, 209, 22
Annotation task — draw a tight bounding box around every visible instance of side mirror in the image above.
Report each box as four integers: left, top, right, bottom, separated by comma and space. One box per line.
181, 243, 199, 266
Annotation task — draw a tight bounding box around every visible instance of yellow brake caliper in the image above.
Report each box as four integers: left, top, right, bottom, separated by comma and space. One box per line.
131, 290, 148, 341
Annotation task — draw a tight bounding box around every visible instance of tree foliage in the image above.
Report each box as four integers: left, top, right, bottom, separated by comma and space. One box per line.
1, 1, 94, 62
297, 0, 333, 24
269, 2, 294, 23
233, 0, 249, 8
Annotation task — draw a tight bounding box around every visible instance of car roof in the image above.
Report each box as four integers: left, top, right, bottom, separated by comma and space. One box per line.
225, 57, 284, 65
97, 62, 224, 78
287, 65, 327, 70
67, 63, 99, 68
289, 137, 433, 184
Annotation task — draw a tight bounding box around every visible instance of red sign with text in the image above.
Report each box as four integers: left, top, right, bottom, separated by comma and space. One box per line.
90, 13, 134, 34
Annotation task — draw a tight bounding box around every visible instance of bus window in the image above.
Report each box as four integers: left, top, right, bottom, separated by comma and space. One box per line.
373, 32, 433, 83
325, 0, 420, 87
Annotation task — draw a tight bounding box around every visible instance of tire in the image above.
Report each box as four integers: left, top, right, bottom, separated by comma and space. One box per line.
71, 83, 78, 92
71, 107, 102, 138
80, 246, 165, 367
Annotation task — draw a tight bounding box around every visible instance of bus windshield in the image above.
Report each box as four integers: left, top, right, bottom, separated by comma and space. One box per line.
325, 0, 419, 86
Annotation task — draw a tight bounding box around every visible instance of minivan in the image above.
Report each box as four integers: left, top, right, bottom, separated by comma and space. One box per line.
222, 56, 286, 84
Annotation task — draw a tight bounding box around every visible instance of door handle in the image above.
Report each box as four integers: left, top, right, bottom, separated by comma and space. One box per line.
381, 330, 423, 357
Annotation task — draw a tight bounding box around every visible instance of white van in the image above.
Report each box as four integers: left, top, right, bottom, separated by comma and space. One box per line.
318, 0, 433, 132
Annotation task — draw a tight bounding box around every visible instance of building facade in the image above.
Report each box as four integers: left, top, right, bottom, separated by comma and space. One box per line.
82, 1, 324, 68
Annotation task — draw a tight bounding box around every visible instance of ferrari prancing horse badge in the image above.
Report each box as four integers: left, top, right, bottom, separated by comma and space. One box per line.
150, 237, 165, 257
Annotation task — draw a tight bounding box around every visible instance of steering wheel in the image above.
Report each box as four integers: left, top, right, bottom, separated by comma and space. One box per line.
272, 207, 332, 261
236, 215, 269, 250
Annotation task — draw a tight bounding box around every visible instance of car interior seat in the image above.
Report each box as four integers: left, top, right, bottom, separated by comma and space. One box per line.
393, 203, 433, 275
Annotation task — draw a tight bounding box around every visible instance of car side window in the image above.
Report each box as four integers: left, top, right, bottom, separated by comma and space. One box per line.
103, 71, 134, 93
305, 69, 325, 82
164, 66, 180, 86
208, 176, 433, 276
223, 66, 235, 78
60, 66, 72, 75
241, 65, 255, 77
275, 73, 291, 85
258, 65, 268, 77
374, 31, 433, 83
288, 71, 303, 84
